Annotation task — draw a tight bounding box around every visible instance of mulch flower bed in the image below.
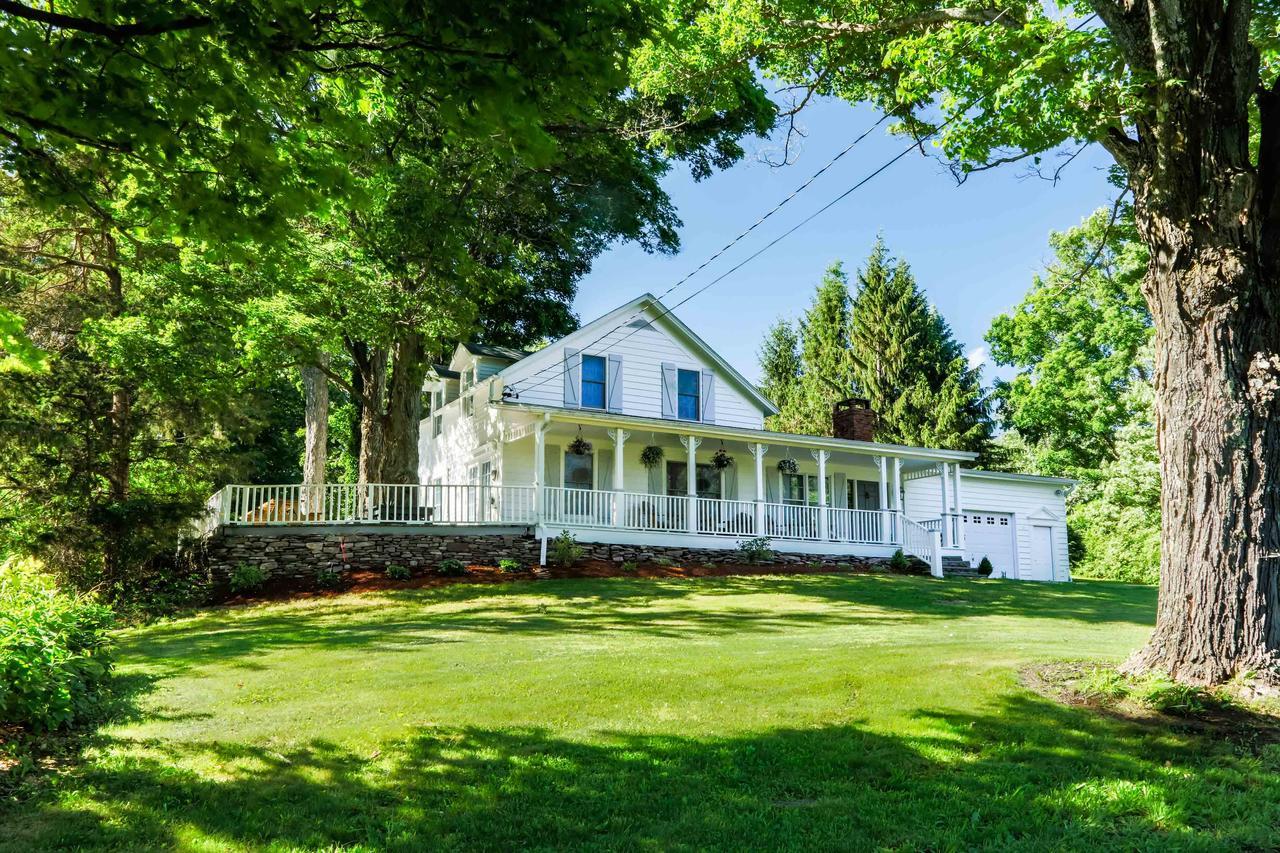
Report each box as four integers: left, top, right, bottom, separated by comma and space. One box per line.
222, 559, 879, 605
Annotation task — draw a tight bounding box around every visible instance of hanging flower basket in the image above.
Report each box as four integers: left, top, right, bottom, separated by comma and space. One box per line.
776, 458, 798, 475
640, 445, 665, 469
568, 435, 593, 456
711, 447, 734, 471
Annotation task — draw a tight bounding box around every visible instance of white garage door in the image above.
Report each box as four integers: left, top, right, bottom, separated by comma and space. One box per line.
964, 512, 1016, 578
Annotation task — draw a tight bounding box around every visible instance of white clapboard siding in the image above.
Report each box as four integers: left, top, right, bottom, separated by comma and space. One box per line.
904, 472, 1071, 581
502, 307, 765, 429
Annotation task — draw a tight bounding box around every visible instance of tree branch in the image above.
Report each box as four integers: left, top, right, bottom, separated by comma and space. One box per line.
774, 6, 1021, 36
0, 1, 210, 41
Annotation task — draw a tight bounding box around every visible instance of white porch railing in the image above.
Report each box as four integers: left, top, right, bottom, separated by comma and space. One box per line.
219, 483, 537, 526
215, 484, 938, 565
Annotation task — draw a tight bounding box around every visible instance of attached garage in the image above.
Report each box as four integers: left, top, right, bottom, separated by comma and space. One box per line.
903, 469, 1075, 582
963, 511, 1016, 577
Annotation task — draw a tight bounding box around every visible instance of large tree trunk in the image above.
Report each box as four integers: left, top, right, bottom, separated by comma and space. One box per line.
300, 356, 329, 517
1114, 1, 1280, 687
382, 330, 428, 485
351, 342, 388, 488
1124, 217, 1280, 685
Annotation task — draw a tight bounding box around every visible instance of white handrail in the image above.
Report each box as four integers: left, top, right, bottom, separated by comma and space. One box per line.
900, 516, 942, 577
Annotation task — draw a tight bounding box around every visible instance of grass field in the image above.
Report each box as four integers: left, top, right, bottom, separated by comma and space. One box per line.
4, 574, 1278, 851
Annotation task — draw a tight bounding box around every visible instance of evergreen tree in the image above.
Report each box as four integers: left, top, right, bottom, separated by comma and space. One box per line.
757, 318, 802, 430
788, 263, 856, 435
848, 240, 991, 453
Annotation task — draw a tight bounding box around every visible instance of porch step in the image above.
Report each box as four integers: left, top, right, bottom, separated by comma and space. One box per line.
941, 555, 986, 579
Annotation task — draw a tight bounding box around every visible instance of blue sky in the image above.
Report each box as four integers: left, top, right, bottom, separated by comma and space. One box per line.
573, 97, 1118, 386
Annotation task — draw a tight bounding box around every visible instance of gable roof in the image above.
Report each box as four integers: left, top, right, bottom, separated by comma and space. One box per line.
498, 292, 779, 417
460, 342, 529, 362
427, 364, 460, 380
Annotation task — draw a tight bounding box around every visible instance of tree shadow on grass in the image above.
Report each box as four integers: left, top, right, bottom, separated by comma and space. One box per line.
6, 691, 1276, 851
119, 575, 1155, 679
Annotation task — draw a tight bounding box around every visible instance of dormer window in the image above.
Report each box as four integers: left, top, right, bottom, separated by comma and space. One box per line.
581, 355, 607, 409
677, 369, 700, 420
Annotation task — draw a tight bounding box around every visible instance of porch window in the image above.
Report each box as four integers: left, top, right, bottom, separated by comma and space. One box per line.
564, 452, 594, 490
666, 461, 721, 499
677, 369, 700, 420
581, 355, 607, 409
782, 473, 832, 505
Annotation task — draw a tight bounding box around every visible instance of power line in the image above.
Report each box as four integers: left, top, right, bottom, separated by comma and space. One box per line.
508, 11, 1093, 400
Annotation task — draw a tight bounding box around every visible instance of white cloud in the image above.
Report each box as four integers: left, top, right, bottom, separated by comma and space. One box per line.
966, 346, 987, 371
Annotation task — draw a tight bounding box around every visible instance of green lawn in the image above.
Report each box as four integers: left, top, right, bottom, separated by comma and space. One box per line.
5, 574, 1278, 851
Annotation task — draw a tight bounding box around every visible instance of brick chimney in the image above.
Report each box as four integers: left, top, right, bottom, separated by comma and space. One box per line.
832, 398, 877, 442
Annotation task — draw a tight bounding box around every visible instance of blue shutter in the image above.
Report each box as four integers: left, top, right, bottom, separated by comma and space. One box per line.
700, 370, 715, 423
606, 354, 624, 413
660, 362, 677, 419
563, 348, 581, 408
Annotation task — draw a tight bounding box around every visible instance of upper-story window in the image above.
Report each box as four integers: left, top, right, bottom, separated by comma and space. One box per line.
677, 369, 700, 420
581, 355, 607, 409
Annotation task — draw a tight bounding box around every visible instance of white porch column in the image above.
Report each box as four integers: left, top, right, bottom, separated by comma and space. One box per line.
812, 449, 830, 541
532, 421, 547, 520
892, 457, 902, 544
750, 442, 768, 536
876, 456, 889, 544
680, 435, 701, 533
952, 460, 965, 550
938, 462, 951, 548
611, 428, 629, 527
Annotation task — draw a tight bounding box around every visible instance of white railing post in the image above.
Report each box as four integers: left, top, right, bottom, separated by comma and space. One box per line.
930, 530, 944, 578
220, 485, 232, 525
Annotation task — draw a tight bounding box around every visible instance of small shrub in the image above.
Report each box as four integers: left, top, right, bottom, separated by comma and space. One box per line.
549, 530, 584, 568
229, 563, 267, 594
0, 561, 115, 732
888, 549, 911, 574
315, 567, 343, 589
652, 556, 675, 568
620, 560, 638, 573
498, 558, 522, 573
385, 564, 411, 581
735, 536, 773, 565
977, 556, 995, 576
701, 561, 717, 569
436, 558, 467, 577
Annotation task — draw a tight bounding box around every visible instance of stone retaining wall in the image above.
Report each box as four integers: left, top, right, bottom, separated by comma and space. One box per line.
201, 526, 909, 593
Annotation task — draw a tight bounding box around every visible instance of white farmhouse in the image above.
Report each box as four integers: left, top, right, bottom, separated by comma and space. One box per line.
415, 293, 1073, 581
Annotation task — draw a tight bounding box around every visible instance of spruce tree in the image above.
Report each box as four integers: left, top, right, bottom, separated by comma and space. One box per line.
757, 318, 802, 430
848, 240, 991, 454
788, 262, 856, 435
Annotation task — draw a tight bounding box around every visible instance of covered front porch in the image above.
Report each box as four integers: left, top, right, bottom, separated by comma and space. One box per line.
206, 407, 975, 571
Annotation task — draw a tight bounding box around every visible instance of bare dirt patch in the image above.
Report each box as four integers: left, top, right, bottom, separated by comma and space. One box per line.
1023, 661, 1280, 751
